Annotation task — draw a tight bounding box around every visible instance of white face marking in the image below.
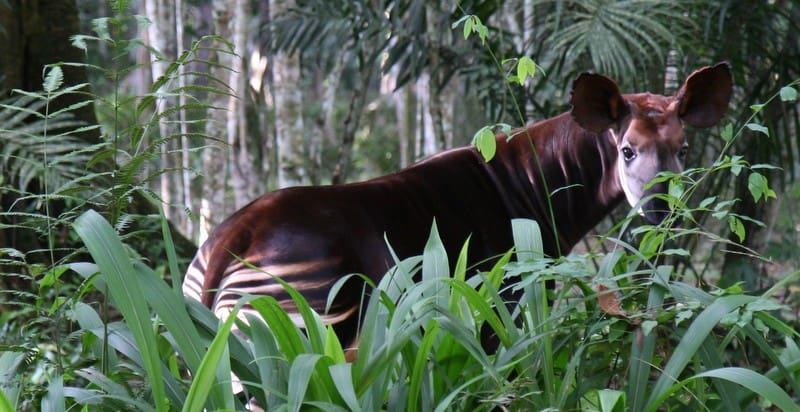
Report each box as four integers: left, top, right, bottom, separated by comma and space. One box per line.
617, 153, 642, 210
610, 129, 643, 211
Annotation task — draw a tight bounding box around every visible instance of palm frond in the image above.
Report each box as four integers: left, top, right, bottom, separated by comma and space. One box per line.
0, 94, 103, 194
534, 0, 692, 82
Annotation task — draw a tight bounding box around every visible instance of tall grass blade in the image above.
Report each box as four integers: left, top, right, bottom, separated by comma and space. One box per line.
408, 320, 439, 412
41, 374, 64, 412
182, 306, 239, 412
511, 218, 553, 403
695, 336, 739, 410
511, 218, 543, 260
652, 367, 800, 412
645, 294, 758, 410
0, 391, 15, 412
446, 279, 509, 347
627, 265, 669, 411
287, 354, 324, 412
73, 210, 168, 412
251, 296, 308, 359
244, 262, 327, 354
245, 313, 288, 407
423, 219, 449, 308
0, 351, 25, 411
329, 363, 361, 412
133, 262, 204, 371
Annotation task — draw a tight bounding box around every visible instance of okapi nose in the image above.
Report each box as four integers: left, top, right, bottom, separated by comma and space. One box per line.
642, 183, 672, 224
642, 203, 670, 224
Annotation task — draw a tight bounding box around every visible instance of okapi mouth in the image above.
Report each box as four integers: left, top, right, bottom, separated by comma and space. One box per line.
640, 181, 675, 224
642, 197, 671, 224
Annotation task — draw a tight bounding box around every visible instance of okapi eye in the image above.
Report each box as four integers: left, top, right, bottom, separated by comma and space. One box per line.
678, 146, 689, 159
621, 147, 636, 161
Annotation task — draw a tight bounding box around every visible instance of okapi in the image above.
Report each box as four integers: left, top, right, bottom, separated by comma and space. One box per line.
183, 63, 733, 350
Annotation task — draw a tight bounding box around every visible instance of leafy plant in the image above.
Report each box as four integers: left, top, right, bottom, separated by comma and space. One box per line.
39, 209, 796, 411
0, 3, 233, 409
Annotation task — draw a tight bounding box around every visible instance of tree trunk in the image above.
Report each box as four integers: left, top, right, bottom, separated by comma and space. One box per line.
229, 0, 253, 209
199, 0, 235, 243
331, 68, 373, 184
175, 0, 195, 240
0, 0, 99, 144
272, 0, 305, 188
387, 64, 416, 168
143, 0, 180, 224
416, 72, 438, 158
273, 52, 306, 188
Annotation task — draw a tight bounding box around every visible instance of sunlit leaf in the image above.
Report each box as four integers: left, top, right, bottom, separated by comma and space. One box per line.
515, 56, 538, 85
779, 86, 797, 102
746, 123, 769, 137
472, 126, 496, 162
43, 66, 64, 93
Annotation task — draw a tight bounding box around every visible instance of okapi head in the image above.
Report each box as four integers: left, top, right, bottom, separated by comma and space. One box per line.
570, 62, 733, 223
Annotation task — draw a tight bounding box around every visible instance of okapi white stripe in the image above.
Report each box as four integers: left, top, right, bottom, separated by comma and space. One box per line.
182, 254, 208, 302
213, 297, 359, 329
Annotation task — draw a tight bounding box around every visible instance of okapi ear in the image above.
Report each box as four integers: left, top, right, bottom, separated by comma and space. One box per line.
570, 72, 629, 133
676, 62, 733, 128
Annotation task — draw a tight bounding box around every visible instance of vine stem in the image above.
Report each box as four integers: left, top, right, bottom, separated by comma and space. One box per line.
41, 65, 62, 376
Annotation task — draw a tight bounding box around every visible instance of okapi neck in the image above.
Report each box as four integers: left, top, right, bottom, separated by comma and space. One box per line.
493, 114, 625, 255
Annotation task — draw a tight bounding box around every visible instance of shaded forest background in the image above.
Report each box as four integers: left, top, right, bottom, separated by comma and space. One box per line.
1, 0, 799, 291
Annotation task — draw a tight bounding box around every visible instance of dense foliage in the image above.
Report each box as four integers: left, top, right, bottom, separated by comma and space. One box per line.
1, 1, 800, 411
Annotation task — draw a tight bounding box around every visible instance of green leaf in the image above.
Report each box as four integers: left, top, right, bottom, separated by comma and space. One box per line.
451, 15, 468, 30
746, 123, 769, 137
728, 216, 746, 242
747, 172, 777, 203
515, 56, 538, 85
720, 123, 733, 142
245, 314, 287, 408
694, 368, 799, 412
457, 15, 487, 45
675, 310, 694, 326
698, 196, 716, 209
0, 390, 14, 412
474, 18, 488, 44
324, 325, 346, 364
182, 307, 239, 412
41, 374, 64, 412
73, 210, 168, 412
329, 364, 360, 412
446, 279, 510, 347
462, 17, 473, 40
472, 126, 496, 162
662, 248, 690, 256
641, 320, 658, 336
779, 86, 797, 102
408, 321, 439, 411
597, 389, 625, 412
251, 296, 307, 360
750, 104, 764, 112
287, 354, 324, 412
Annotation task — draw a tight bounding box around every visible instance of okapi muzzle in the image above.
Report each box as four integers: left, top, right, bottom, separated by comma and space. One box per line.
183, 63, 733, 350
